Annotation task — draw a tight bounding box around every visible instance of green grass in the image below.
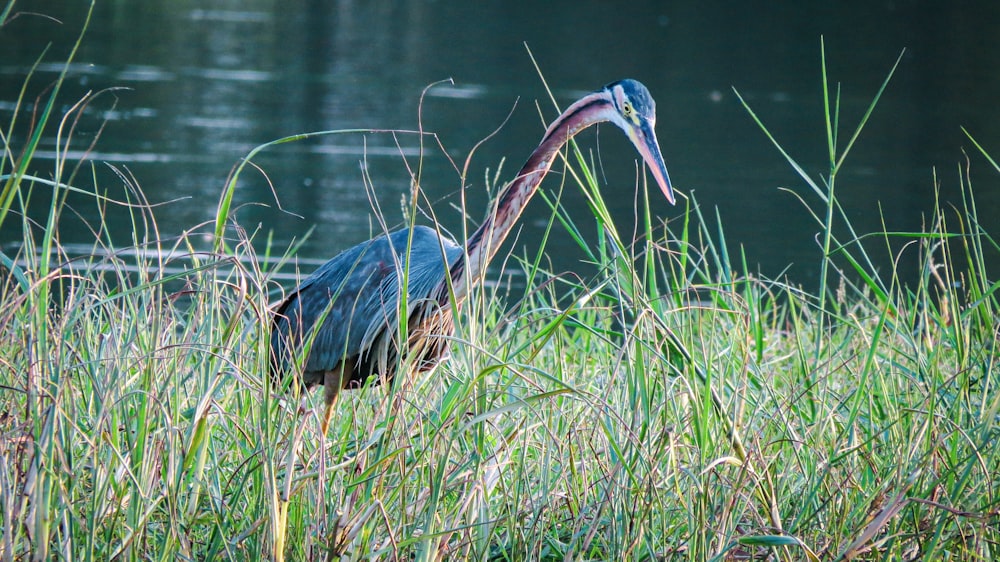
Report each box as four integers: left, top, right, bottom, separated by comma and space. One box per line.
2, 12, 999, 561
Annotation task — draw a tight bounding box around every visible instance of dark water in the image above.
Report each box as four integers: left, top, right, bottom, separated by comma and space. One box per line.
3, 1, 999, 288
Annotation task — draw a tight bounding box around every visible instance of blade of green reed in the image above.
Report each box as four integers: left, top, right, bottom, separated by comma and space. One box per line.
0, 48, 48, 229
962, 127, 1000, 174
0, 1, 15, 27
735, 41, 903, 355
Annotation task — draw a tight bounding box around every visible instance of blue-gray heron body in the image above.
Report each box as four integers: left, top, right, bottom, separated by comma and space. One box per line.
270, 79, 675, 436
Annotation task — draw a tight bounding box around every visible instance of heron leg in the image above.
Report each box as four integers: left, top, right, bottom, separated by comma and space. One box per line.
319, 363, 351, 438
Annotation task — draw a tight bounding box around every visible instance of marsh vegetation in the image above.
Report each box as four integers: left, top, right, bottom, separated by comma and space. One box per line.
1, 7, 998, 561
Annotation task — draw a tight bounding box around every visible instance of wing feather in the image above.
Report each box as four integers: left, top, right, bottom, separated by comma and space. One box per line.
270, 225, 462, 385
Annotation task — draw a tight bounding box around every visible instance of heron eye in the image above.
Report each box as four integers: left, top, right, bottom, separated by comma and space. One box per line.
622, 100, 634, 117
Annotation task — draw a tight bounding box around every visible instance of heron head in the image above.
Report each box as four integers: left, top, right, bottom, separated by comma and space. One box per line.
601, 79, 675, 204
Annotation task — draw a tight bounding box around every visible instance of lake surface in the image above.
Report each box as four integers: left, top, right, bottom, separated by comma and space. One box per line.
3, 1, 999, 289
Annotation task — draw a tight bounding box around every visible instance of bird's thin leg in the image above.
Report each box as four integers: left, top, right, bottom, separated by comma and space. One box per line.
320, 363, 350, 438
320, 385, 337, 439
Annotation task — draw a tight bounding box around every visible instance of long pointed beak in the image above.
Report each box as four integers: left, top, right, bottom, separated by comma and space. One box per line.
629, 122, 675, 205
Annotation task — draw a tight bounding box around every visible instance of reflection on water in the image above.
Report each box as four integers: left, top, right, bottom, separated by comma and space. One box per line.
2, 1, 999, 288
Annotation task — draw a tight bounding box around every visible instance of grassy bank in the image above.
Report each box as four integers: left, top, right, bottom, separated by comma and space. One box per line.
2, 14, 999, 562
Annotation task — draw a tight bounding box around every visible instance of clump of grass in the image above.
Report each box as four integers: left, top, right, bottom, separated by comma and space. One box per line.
2, 10, 998, 561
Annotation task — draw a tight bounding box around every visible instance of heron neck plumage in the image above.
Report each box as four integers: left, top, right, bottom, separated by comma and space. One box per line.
445, 91, 614, 299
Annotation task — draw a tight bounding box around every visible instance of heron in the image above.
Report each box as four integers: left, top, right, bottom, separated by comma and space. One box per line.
270, 79, 675, 437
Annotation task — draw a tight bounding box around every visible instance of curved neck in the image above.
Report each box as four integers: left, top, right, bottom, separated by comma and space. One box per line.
445, 92, 614, 300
